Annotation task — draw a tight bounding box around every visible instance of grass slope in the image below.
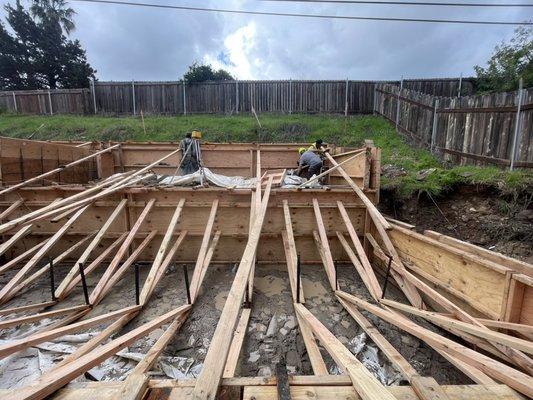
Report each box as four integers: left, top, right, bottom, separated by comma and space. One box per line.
0, 113, 530, 197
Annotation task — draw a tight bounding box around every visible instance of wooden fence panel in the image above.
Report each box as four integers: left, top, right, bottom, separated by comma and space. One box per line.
375, 83, 533, 168
0, 89, 90, 114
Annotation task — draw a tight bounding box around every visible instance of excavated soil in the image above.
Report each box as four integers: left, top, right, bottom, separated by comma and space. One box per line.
379, 185, 533, 263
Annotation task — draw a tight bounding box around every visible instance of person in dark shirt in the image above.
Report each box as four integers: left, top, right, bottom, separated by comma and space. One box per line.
296, 148, 323, 179
179, 132, 199, 174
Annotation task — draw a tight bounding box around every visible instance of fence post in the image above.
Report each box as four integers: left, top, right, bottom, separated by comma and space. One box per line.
510, 78, 524, 171
431, 99, 440, 153
47, 90, 53, 115
395, 76, 403, 131
12, 92, 17, 113
182, 80, 187, 115
91, 78, 97, 114
373, 83, 377, 115
235, 79, 239, 114
132, 80, 136, 115
457, 72, 463, 98
289, 79, 292, 115
344, 78, 349, 117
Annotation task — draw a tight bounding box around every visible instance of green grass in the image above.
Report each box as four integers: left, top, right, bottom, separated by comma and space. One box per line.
0, 113, 531, 198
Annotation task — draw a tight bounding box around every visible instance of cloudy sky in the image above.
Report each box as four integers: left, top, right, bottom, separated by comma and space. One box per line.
1, 0, 531, 81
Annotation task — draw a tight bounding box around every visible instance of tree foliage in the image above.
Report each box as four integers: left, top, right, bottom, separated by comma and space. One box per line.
183, 62, 234, 83
0, 0, 95, 90
474, 26, 533, 92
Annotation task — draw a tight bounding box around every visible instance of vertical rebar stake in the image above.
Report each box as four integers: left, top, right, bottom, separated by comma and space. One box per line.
334, 261, 339, 290
296, 253, 301, 304
78, 263, 90, 306
381, 255, 393, 299
134, 263, 140, 306
49, 257, 56, 301
183, 264, 191, 304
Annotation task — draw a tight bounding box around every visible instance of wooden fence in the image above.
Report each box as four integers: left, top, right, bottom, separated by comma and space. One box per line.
374, 83, 532, 168
0, 78, 473, 116
0, 88, 92, 115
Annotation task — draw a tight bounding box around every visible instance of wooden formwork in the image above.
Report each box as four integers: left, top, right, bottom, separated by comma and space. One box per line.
0, 138, 531, 400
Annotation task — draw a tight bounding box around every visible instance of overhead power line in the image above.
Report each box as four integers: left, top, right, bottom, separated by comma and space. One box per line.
263, 0, 533, 7
70, 0, 533, 26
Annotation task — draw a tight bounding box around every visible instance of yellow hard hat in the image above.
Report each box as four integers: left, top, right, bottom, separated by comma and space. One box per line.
298, 147, 306, 155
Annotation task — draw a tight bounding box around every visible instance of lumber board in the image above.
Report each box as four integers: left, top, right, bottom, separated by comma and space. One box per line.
336, 291, 533, 398
282, 200, 304, 302
294, 304, 397, 400
0, 300, 57, 316
312, 199, 336, 289
9, 305, 191, 400
196, 230, 222, 298
0, 224, 32, 256
0, 304, 88, 330
294, 312, 329, 376
55, 199, 128, 298
0, 199, 24, 220
0, 238, 48, 274
111, 311, 189, 400
192, 177, 273, 400
0, 305, 140, 359
223, 308, 252, 378
139, 199, 185, 304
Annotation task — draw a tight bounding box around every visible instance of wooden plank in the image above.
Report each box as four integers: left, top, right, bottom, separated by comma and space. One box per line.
55, 199, 128, 298
89, 199, 156, 305
0, 239, 48, 274
223, 308, 252, 378
111, 311, 190, 400
0, 300, 57, 317
0, 305, 140, 359
322, 151, 389, 229
282, 200, 304, 302
243, 384, 521, 400
294, 304, 397, 400
0, 144, 120, 196
0, 224, 32, 257
62, 232, 128, 297
312, 198, 336, 289
0, 199, 24, 220
0, 204, 90, 304
382, 299, 533, 356
336, 291, 533, 398
424, 230, 533, 278
192, 177, 273, 400
0, 304, 88, 330
139, 199, 185, 305
294, 312, 328, 375
189, 199, 219, 302
9, 305, 191, 400
196, 231, 222, 297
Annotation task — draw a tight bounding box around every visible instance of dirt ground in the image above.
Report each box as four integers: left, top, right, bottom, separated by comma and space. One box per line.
379, 185, 533, 263
0, 257, 470, 389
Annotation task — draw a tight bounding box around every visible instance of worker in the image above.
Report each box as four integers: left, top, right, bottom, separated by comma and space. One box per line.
296, 147, 323, 179
308, 139, 324, 152
179, 132, 199, 175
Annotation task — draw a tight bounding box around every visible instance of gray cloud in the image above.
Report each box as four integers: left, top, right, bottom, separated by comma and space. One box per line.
0, 0, 530, 80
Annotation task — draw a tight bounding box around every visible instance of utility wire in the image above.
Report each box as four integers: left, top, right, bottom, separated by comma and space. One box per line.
69, 0, 533, 26
263, 0, 533, 7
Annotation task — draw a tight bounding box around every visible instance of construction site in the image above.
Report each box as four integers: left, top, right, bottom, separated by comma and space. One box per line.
0, 134, 531, 400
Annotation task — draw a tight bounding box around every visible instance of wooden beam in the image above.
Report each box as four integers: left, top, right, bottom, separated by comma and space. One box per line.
55, 199, 128, 298
294, 312, 328, 375
9, 305, 191, 400
223, 308, 252, 378
248, 149, 262, 303
282, 200, 304, 302
0, 224, 32, 257
0, 144, 120, 196
0, 204, 90, 304
312, 198, 336, 290
294, 304, 397, 400
62, 232, 128, 298
337, 201, 382, 298
189, 199, 219, 303
192, 177, 273, 400
9, 232, 96, 298
111, 311, 190, 400
139, 199, 186, 304
322, 150, 390, 229
196, 230, 221, 295
0, 199, 24, 221
0, 305, 140, 359
0, 304, 88, 330
0, 300, 57, 317
336, 291, 533, 398
143, 230, 188, 304
382, 299, 533, 356
98, 230, 158, 302
89, 199, 156, 305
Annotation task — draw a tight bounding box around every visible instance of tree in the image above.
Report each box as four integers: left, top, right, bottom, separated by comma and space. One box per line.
0, 0, 95, 90
183, 62, 234, 83
474, 26, 533, 92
